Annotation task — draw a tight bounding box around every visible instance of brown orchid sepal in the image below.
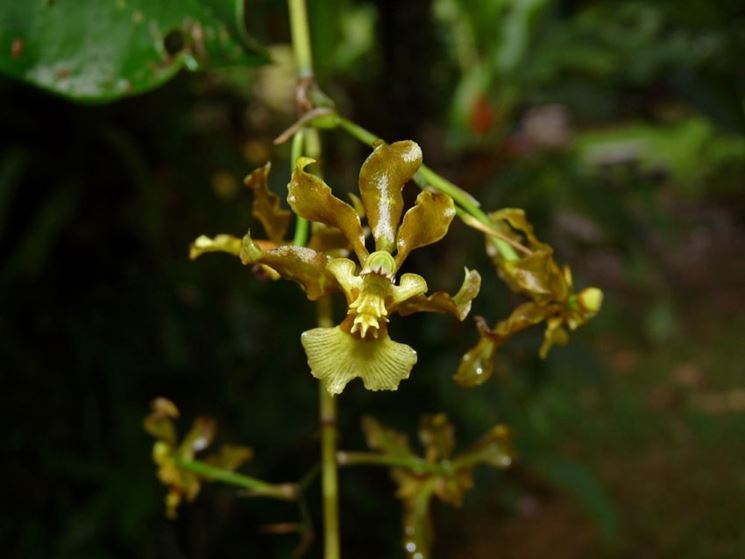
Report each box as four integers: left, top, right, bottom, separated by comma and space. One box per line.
239, 232, 339, 301
287, 157, 368, 262
358, 140, 423, 252
244, 162, 291, 243
358, 415, 514, 559
395, 189, 456, 268
395, 268, 481, 321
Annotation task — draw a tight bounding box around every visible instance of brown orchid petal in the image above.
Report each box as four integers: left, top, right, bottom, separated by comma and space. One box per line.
190, 234, 242, 260
539, 317, 570, 359
359, 140, 423, 253
361, 416, 416, 459
308, 223, 351, 255
205, 444, 254, 471
453, 304, 547, 387
498, 249, 570, 303
453, 334, 498, 388
418, 414, 455, 463
431, 471, 473, 507
244, 162, 291, 243
240, 232, 338, 300
395, 189, 456, 268
395, 268, 481, 321
179, 416, 216, 457
455, 424, 514, 469
287, 157, 368, 262
488, 208, 542, 247
143, 398, 179, 445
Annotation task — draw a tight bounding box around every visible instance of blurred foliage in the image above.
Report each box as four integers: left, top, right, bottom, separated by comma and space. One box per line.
2, 0, 745, 558
0, 0, 268, 102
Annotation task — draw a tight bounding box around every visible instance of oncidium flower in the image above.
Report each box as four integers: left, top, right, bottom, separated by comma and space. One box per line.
357, 414, 514, 559
455, 208, 603, 387
143, 398, 253, 518
288, 141, 480, 394
189, 141, 481, 395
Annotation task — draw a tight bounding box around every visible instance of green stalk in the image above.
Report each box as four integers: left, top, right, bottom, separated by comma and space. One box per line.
335, 116, 518, 261
287, 1, 340, 555
291, 129, 309, 246
288, 0, 314, 76
336, 452, 446, 475
318, 295, 340, 559
176, 458, 298, 500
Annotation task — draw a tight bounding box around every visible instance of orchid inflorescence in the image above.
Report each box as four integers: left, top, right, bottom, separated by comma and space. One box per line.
191, 140, 482, 395
149, 134, 604, 557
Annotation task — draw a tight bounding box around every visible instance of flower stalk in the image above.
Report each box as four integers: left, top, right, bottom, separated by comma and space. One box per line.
176, 458, 298, 500
288, 1, 340, 555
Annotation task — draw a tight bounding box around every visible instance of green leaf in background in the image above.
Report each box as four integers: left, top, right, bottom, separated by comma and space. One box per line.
0, 0, 268, 102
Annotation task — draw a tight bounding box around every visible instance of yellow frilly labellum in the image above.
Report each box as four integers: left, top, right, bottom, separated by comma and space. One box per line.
301, 326, 418, 395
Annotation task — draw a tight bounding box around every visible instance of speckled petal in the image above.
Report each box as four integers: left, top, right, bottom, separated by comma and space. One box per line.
301, 326, 417, 395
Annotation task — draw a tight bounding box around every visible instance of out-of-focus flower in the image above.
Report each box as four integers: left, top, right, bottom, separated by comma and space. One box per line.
143, 398, 252, 518
358, 414, 513, 559
455, 208, 603, 387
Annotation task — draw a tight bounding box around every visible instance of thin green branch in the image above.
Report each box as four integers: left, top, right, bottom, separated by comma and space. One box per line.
336, 452, 449, 475
288, 0, 313, 76
317, 296, 340, 559
176, 458, 298, 500
291, 129, 310, 246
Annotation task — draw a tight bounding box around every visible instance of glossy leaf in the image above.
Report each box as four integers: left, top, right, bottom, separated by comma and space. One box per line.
244, 163, 291, 243
358, 141, 423, 252
396, 268, 481, 321
395, 189, 456, 267
240, 233, 337, 300
0, 1, 268, 102
301, 326, 417, 394
287, 158, 368, 261
361, 416, 416, 459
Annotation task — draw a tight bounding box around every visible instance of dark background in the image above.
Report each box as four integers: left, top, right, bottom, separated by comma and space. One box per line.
2, 1, 745, 557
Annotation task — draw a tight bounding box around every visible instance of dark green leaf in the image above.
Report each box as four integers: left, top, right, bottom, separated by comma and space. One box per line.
0, 0, 268, 102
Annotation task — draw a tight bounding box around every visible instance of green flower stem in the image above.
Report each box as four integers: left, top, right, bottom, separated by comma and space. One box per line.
288, 1, 339, 555
318, 295, 341, 559
336, 452, 448, 475
334, 115, 518, 261
291, 129, 310, 246
288, 0, 313, 76
176, 458, 298, 500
